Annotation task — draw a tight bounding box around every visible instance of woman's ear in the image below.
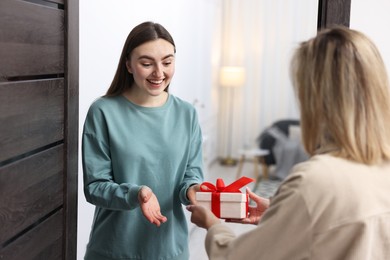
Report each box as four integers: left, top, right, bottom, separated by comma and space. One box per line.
125, 60, 133, 74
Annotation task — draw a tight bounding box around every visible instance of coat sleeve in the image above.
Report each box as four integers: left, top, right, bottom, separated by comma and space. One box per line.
82, 103, 141, 210
205, 174, 313, 260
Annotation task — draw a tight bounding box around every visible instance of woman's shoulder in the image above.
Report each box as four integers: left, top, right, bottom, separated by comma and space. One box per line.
169, 95, 196, 112
169, 94, 192, 106
84, 96, 125, 123
90, 95, 121, 107
88, 96, 123, 112
285, 155, 349, 192
286, 154, 388, 198
290, 153, 389, 178
292, 154, 347, 176
283, 154, 390, 235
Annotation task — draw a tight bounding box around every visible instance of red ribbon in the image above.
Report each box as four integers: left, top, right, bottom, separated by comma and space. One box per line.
199, 176, 254, 218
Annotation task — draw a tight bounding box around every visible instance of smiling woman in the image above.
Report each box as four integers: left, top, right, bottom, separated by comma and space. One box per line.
77, 1, 224, 258
81, 21, 204, 260
123, 39, 176, 106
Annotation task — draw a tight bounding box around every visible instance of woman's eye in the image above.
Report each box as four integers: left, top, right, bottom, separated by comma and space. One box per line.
142, 63, 152, 67
163, 62, 172, 66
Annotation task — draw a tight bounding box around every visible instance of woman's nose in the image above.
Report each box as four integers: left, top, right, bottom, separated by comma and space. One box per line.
153, 64, 163, 77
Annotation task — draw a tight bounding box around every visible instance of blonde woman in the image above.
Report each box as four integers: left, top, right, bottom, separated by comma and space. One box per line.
187, 26, 390, 259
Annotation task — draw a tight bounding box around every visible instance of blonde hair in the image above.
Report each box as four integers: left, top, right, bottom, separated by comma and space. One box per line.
291, 26, 390, 164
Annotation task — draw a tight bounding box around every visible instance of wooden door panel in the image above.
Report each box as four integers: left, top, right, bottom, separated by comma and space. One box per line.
0, 0, 64, 79
0, 42, 64, 79
0, 145, 63, 245
0, 0, 78, 258
317, 0, 351, 29
0, 209, 63, 260
51, 0, 64, 4
0, 79, 64, 162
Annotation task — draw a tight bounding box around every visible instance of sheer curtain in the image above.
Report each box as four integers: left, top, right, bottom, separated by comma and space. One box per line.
218, 0, 318, 159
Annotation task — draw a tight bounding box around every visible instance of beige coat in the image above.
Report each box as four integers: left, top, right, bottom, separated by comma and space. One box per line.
205, 154, 390, 260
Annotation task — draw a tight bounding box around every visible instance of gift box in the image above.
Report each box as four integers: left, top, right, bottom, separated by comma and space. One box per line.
196, 177, 254, 219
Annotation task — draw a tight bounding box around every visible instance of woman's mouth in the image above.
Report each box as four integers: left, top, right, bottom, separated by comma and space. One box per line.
147, 79, 164, 85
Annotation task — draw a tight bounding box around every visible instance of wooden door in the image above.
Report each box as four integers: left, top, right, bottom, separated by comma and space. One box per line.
317, 0, 351, 29
0, 0, 78, 259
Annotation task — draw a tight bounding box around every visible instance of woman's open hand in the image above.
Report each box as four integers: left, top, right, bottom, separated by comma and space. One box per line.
138, 186, 167, 227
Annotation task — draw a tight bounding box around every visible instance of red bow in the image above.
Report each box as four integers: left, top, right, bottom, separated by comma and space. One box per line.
199, 177, 254, 218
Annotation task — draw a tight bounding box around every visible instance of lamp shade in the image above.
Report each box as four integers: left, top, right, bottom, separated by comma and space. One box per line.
219, 66, 246, 88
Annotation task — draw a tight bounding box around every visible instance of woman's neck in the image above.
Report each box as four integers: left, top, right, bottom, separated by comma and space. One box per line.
123, 88, 168, 107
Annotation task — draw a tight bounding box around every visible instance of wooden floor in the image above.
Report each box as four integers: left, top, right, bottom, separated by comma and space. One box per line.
186, 160, 261, 260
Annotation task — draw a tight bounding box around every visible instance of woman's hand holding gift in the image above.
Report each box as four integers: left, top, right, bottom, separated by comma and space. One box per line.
186, 204, 221, 230
187, 184, 201, 205
226, 187, 270, 225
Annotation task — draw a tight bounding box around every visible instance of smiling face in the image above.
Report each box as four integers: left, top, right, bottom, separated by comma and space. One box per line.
126, 39, 175, 100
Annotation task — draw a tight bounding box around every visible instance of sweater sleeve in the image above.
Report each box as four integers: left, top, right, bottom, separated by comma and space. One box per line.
205, 173, 312, 259
82, 103, 141, 210
179, 109, 204, 205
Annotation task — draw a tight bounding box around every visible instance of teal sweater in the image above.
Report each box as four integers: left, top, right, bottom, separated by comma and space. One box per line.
82, 95, 204, 260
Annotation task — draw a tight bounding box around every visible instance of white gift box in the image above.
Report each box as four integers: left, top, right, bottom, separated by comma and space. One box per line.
196, 192, 248, 219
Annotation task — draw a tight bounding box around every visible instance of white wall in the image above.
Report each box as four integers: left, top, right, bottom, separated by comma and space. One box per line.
350, 0, 390, 78
78, 1, 222, 258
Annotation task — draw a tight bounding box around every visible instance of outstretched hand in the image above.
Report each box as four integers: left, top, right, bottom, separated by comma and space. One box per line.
138, 186, 167, 227
226, 187, 270, 225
